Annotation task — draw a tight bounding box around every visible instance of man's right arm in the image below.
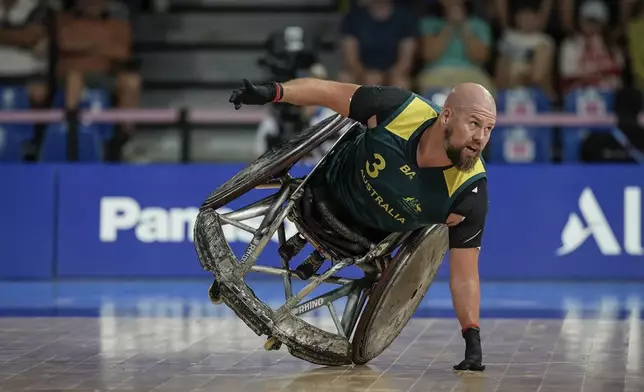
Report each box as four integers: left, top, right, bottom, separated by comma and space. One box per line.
278, 78, 361, 118
230, 78, 412, 125
279, 79, 412, 125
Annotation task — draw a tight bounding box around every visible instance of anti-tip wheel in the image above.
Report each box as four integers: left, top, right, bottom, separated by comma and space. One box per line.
264, 336, 283, 351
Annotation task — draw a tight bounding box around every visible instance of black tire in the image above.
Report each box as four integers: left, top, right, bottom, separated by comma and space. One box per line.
351, 225, 449, 365
201, 114, 354, 210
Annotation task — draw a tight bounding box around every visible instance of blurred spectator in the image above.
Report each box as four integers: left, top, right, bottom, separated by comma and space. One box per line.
559, 0, 624, 95
56, 0, 139, 112
61, 0, 141, 19
563, 0, 622, 39
343, 0, 417, 13
424, 0, 490, 19
0, 0, 55, 107
339, 0, 418, 89
417, 0, 494, 94
493, 0, 572, 40
495, 3, 556, 100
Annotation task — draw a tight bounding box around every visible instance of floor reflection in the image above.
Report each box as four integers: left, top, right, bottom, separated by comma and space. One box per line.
0, 280, 643, 391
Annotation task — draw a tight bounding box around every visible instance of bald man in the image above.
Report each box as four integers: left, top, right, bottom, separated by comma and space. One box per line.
229, 78, 495, 371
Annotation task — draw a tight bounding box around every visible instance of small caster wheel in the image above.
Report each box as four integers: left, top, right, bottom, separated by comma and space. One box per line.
264, 336, 282, 351
208, 281, 223, 305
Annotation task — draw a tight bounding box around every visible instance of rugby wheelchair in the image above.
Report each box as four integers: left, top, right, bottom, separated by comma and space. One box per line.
194, 114, 448, 366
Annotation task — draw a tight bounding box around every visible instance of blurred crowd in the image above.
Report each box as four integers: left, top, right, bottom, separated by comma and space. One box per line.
4, 0, 640, 111
2, 0, 643, 163
260, 0, 644, 163
0, 0, 140, 108
0, 0, 138, 158
338, 0, 642, 107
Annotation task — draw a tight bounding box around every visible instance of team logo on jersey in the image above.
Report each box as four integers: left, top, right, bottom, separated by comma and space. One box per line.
400, 197, 422, 216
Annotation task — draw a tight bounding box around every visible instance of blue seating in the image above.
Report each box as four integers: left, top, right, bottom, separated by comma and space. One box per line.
561, 88, 615, 162
491, 87, 553, 163
0, 124, 34, 162
53, 88, 114, 140
0, 85, 30, 110
0, 86, 33, 161
39, 122, 103, 162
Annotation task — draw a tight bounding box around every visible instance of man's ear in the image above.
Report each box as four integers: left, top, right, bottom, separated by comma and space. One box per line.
441, 108, 451, 125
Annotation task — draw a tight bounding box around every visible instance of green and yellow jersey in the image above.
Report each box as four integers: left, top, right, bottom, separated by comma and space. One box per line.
323, 86, 488, 249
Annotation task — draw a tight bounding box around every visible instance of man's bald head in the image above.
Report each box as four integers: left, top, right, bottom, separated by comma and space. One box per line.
435, 83, 496, 172
444, 83, 496, 115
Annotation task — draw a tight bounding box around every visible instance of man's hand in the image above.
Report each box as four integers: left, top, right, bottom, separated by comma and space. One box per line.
229, 79, 282, 110
454, 327, 486, 371
230, 78, 358, 117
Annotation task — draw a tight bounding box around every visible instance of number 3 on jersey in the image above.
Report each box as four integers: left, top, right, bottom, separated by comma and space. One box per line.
366, 153, 386, 178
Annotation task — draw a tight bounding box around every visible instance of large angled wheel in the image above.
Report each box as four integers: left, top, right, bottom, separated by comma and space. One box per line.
351, 224, 448, 365
201, 114, 356, 210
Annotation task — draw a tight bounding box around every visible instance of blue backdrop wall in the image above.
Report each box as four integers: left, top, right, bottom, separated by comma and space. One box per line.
1, 164, 642, 280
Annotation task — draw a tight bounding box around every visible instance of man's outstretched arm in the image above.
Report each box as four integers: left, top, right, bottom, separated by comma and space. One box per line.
279, 78, 360, 117
229, 78, 413, 127
230, 78, 359, 117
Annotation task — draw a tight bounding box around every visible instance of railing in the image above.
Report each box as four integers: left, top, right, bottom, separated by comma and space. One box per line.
1, 108, 643, 163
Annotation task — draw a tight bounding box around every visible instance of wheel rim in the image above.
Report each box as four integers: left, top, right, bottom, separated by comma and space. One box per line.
352, 225, 448, 363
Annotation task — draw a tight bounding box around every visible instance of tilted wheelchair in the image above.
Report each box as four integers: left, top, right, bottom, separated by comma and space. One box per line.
193, 114, 448, 366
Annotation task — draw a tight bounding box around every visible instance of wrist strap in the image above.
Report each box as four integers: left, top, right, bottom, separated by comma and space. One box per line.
272, 82, 284, 103
462, 324, 480, 334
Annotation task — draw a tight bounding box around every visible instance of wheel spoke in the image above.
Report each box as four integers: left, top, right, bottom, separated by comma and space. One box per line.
278, 223, 293, 300
327, 302, 345, 338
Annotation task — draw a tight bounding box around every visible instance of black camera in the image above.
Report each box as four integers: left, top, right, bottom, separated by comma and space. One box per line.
258, 26, 320, 82
258, 27, 321, 150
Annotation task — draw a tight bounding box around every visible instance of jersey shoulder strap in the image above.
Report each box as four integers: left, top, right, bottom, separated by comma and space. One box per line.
379, 93, 441, 141
443, 158, 487, 203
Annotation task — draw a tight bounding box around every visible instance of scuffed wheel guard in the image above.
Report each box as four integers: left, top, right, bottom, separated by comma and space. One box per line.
194, 208, 352, 366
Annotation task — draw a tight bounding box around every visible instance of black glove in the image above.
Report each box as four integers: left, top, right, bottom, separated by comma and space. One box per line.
453, 327, 485, 371
229, 78, 283, 110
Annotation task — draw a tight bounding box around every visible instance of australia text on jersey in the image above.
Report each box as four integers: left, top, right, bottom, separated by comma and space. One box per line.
360, 152, 406, 224
360, 168, 405, 224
